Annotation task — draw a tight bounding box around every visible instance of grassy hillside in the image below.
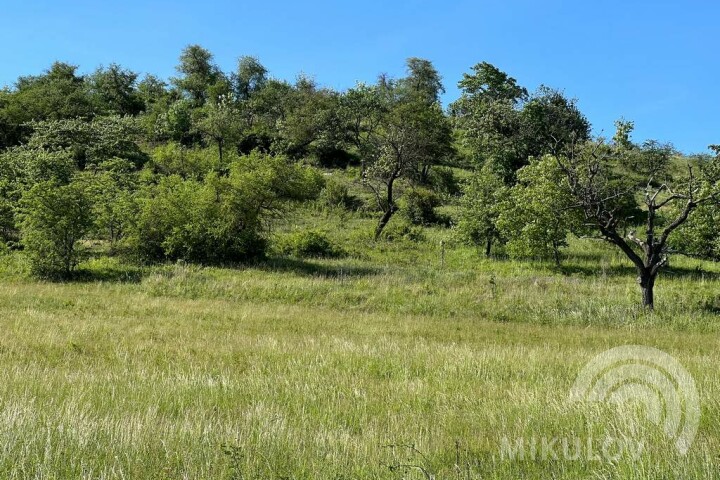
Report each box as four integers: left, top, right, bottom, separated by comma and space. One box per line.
0, 204, 718, 478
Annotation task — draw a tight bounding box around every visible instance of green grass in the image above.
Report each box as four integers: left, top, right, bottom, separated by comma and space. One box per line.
0, 207, 719, 478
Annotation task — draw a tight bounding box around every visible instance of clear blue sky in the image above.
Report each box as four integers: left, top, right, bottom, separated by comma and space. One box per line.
1, 0, 717, 153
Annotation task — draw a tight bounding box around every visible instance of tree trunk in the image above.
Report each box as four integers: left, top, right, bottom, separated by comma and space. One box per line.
374, 178, 397, 241
552, 241, 561, 266
374, 208, 395, 241
218, 139, 224, 164
420, 164, 431, 184
638, 271, 656, 310
485, 237, 492, 258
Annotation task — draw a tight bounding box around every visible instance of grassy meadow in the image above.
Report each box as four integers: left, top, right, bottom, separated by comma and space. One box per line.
0, 204, 719, 479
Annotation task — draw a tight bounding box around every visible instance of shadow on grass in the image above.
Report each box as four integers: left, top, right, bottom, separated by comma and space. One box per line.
555, 263, 720, 281
252, 256, 380, 279
63, 266, 148, 284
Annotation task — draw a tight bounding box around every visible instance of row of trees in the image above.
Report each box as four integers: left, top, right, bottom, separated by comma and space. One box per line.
1, 45, 719, 308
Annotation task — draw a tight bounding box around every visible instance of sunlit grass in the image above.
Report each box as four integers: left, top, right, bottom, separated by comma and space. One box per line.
0, 209, 718, 478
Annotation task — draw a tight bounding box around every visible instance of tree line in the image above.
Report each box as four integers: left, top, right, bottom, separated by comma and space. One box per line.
0, 45, 718, 309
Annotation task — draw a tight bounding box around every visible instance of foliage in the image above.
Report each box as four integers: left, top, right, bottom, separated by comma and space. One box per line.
148, 143, 225, 179
87, 64, 144, 116
379, 218, 425, 242
350, 62, 453, 239
497, 155, 581, 264
319, 176, 355, 210
275, 230, 345, 258
427, 166, 461, 197
25, 116, 147, 168
456, 163, 508, 255
554, 125, 720, 307
399, 187, 441, 225
194, 94, 242, 162
128, 152, 323, 263
18, 180, 93, 277
673, 203, 720, 260
172, 45, 221, 105
0, 62, 94, 147
451, 63, 590, 180
79, 159, 139, 252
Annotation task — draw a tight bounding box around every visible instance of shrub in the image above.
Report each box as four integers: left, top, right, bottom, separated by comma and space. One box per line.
19, 181, 93, 278
380, 219, 425, 242
428, 166, 461, 197
319, 176, 355, 210
127, 152, 323, 264
275, 230, 345, 258
149, 143, 225, 179
400, 187, 441, 225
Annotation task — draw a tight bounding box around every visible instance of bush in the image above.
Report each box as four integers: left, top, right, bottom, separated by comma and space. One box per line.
275, 230, 345, 258
319, 176, 355, 210
380, 219, 425, 242
127, 152, 323, 264
149, 143, 226, 179
400, 188, 441, 225
428, 166, 461, 197
19, 181, 93, 278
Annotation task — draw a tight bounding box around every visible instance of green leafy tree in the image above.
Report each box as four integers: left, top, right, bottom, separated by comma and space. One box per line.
451, 63, 589, 180
0, 62, 94, 146
400, 57, 450, 182
519, 86, 591, 159
0, 147, 76, 242
673, 202, 720, 260
450, 62, 527, 177
273, 76, 347, 163
26, 116, 146, 168
497, 155, 581, 265
402, 57, 445, 105
456, 163, 508, 256
172, 45, 221, 106
79, 159, 138, 252
349, 65, 452, 240
555, 127, 720, 309
195, 94, 242, 163
234, 56, 268, 101
87, 64, 144, 116
156, 99, 196, 145
19, 180, 93, 277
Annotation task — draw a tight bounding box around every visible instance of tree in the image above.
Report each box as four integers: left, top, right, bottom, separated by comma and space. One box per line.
402, 57, 444, 105
401, 57, 449, 182
451, 63, 590, 181
26, 116, 147, 169
349, 74, 452, 240
519, 86, 591, 159
454, 62, 527, 104
172, 45, 221, 106
0, 147, 76, 243
450, 62, 528, 177
0, 62, 94, 146
234, 56, 268, 101
555, 128, 720, 309
79, 159, 138, 252
238, 78, 295, 153
195, 94, 242, 163
456, 163, 508, 256
87, 64, 144, 116
497, 155, 581, 265
19, 180, 93, 277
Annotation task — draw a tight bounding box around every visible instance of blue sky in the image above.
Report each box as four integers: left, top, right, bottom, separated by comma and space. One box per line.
1, 0, 717, 153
